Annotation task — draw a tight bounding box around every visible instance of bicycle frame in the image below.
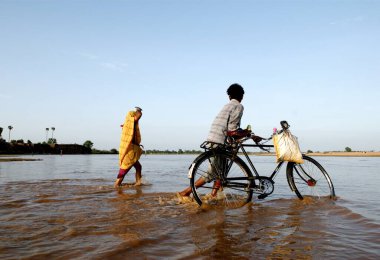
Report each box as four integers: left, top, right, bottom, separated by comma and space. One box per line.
191, 121, 335, 205
239, 144, 285, 181
203, 140, 286, 194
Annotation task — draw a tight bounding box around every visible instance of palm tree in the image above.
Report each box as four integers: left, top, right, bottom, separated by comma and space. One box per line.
46, 128, 49, 142
51, 127, 55, 140
8, 125, 13, 142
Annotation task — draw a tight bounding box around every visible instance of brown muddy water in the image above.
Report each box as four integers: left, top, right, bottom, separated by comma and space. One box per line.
1, 155, 379, 259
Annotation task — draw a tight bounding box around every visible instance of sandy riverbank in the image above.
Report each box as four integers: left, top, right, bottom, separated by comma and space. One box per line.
306, 151, 380, 157
0, 155, 42, 162
251, 151, 380, 157
0, 158, 43, 162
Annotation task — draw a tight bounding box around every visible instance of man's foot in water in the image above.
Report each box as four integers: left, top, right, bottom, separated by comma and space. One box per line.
176, 192, 193, 203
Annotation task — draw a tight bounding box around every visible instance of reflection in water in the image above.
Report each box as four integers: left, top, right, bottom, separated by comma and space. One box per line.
1, 180, 379, 259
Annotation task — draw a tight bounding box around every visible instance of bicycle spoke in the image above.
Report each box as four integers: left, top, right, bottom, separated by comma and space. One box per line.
195, 167, 218, 180
190, 151, 253, 207
287, 155, 335, 200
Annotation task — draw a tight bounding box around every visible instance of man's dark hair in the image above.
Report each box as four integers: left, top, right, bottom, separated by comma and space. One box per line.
227, 83, 244, 101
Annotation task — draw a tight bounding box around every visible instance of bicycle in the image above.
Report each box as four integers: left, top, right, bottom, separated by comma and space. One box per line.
188, 121, 336, 207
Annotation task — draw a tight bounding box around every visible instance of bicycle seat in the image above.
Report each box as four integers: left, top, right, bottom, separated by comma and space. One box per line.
227, 129, 251, 139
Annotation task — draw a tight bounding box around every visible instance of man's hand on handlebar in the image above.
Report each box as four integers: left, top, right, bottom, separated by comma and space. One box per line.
251, 135, 264, 144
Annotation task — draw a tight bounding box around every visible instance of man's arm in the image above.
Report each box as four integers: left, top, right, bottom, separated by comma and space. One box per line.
228, 105, 244, 131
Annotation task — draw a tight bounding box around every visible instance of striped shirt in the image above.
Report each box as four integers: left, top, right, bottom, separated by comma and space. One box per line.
207, 99, 244, 144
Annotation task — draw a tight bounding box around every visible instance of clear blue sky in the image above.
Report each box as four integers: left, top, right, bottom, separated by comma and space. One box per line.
1, 0, 379, 151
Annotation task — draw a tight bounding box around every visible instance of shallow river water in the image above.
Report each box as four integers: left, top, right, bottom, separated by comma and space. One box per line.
0, 154, 379, 259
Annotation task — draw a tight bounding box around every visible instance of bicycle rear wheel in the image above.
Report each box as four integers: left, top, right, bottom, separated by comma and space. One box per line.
286, 155, 335, 199
190, 151, 254, 208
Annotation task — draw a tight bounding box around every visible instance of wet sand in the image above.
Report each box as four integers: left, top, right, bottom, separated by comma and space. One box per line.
1, 180, 379, 259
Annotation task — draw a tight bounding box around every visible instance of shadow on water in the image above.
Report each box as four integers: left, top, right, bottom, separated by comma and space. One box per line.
0, 180, 379, 259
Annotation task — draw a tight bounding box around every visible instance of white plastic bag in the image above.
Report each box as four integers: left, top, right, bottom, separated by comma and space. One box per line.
273, 130, 304, 164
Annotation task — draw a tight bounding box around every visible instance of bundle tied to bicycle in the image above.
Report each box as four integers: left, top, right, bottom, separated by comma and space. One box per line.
273, 129, 304, 164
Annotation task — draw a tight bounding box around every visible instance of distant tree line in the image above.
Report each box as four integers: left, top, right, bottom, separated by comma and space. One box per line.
0, 140, 92, 155
0, 133, 374, 155
0, 138, 116, 155
305, 147, 375, 153
144, 149, 202, 155
92, 148, 118, 154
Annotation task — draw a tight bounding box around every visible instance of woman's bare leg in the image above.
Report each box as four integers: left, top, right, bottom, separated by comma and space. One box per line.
114, 168, 131, 188
114, 177, 124, 188
134, 161, 142, 186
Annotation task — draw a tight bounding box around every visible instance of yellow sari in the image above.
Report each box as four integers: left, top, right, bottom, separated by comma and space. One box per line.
119, 111, 143, 170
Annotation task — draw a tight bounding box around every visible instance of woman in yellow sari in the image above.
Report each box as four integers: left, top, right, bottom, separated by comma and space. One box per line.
114, 107, 143, 187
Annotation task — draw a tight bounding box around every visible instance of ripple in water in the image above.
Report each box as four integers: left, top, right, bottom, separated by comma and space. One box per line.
0, 179, 379, 259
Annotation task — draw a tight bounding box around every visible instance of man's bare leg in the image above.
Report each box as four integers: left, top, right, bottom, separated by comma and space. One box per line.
211, 179, 221, 197
178, 177, 206, 197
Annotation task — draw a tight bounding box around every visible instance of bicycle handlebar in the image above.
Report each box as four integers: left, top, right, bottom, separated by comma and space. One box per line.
259, 120, 290, 141
238, 120, 291, 151
201, 120, 291, 153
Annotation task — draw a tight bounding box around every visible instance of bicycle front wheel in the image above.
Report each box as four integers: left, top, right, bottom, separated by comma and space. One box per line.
190, 151, 254, 208
286, 155, 335, 199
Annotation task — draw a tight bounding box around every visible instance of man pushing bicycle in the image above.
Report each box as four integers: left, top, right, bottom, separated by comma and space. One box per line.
177, 83, 251, 202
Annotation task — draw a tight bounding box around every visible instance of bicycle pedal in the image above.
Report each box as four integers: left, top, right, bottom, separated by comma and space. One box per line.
251, 187, 263, 193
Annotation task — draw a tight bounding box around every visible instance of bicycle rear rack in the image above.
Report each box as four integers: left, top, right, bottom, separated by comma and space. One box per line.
200, 141, 236, 151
